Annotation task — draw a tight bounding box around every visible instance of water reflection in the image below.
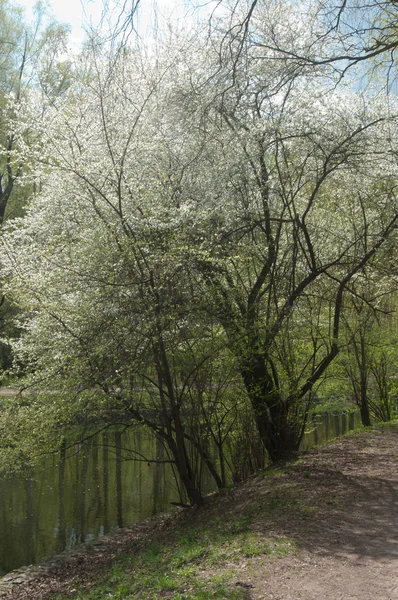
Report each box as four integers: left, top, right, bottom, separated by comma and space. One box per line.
24, 479, 34, 566
58, 440, 66, 553
115, 431, 123, 528
0, 427, 182, 575
300, 410, 361, 450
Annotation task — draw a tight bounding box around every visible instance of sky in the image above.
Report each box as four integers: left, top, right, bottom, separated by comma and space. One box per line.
17, 0, 104, 45
16, 0, 192, 48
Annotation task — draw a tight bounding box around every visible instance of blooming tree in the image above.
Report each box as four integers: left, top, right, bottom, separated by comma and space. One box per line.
1, 3, 398, 497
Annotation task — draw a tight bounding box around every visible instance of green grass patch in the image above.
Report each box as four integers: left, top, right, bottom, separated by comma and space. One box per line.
51, 505, 297, 600
262, 467, 284, 478
267, 495, 299, 510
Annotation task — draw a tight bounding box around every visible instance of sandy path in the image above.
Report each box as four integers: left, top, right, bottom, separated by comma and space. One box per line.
249, 428, 398, 600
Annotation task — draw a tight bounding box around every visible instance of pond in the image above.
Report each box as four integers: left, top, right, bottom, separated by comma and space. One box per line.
0, 428, 187, 575
0, 410, 361, 575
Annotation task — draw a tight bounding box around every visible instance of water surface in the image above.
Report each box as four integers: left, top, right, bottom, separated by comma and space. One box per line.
0, 428, 181, 575
0, 409, 361, 575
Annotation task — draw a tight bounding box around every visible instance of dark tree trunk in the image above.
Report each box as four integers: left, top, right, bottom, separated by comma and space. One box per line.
241, 351, 300, 462
170, 410, 204, 506
359, 335, 372, 427
351, 333, 372, 427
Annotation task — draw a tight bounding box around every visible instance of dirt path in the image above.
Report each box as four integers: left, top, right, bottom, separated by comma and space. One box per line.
248, 427, 398, 600
3, 425, 398, 599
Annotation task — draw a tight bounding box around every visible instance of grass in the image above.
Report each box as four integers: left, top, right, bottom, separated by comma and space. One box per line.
50, 493, 299, 600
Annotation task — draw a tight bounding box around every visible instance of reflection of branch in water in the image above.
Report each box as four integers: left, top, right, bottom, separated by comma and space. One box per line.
103, 430, 109, 533
36, 422, 136, 461
57, 439, 66, 553
90, 442, 175, 465
115, 431, 123, 528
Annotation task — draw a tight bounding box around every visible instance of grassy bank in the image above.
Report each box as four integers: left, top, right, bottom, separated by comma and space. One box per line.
49, 476, 301, 600
57, 506, 295, 600
7, 422, 398, 600
19, 462, 320, 598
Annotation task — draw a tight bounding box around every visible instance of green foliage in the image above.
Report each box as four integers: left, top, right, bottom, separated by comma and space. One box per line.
337, 291, 398, 425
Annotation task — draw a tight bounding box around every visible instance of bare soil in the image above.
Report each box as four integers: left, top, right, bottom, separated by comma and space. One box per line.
4, 424, 398, 599
249, 426, 398, 600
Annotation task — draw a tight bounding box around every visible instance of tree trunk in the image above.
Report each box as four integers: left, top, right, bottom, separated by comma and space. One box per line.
359, 335, 371, 427
241, 351, 300, 462
171, 410, 204, 506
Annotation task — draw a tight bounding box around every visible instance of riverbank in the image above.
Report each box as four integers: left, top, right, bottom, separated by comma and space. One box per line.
3, 422, 398, 600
